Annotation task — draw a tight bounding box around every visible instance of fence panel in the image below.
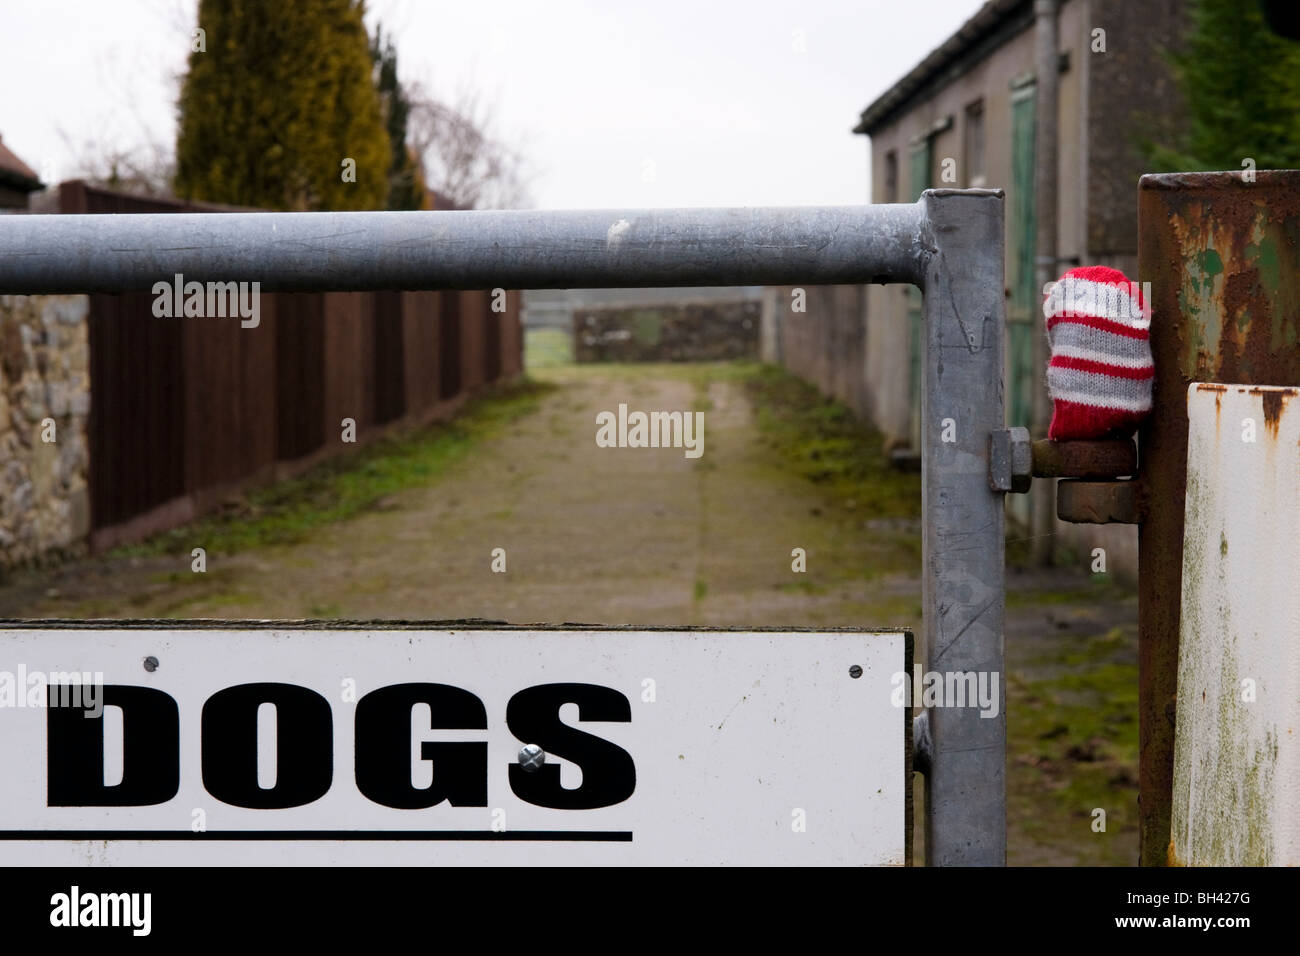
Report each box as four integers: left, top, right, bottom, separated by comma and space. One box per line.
458, 290, 488, 392
183, 290, 277, 509
401, 291, 440, 415
372, 290, 406, 425
500, 290, 523, 379
320, 291, 372, 448
484, 295, 502, 383
85, 291, 185, 531
47, 184, 521, 539
61, 184, 190, 533
438, 290, 462, 399
274, 293, 326, 461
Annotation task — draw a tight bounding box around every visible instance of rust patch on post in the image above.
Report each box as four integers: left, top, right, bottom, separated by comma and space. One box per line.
1255, 386, 1295, 435
1136, 170, 1300, 866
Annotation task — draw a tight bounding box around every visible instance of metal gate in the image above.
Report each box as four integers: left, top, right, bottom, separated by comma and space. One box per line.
0, 191, 1010, 865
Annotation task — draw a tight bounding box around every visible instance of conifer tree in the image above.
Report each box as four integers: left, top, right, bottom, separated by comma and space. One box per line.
1149, 0, 1300, 171
175, 0, 390, 210
371, 25, 426, 210
370, 24, 426, 210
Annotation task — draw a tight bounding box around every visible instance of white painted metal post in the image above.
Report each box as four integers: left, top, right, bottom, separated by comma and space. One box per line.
1172, 383, 1300, 865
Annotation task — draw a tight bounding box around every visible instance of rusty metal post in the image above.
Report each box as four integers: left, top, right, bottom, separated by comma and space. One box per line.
1136, 170, 1300, 865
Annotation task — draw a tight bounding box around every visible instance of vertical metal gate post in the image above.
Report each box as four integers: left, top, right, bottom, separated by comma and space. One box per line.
920, 189, 1008, 866
0, 191, 1009, 864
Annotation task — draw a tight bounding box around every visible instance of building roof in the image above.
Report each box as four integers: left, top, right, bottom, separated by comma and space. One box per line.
0, 135, 43, 192
853, 0, 1034, 135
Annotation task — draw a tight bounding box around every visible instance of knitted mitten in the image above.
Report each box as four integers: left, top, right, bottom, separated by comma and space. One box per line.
1043, 266, 1153, 440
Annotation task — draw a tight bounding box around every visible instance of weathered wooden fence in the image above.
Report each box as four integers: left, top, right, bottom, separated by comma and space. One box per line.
57, 181, 522, 549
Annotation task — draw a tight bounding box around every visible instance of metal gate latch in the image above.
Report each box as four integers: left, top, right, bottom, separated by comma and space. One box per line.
990, 430, 1140, 513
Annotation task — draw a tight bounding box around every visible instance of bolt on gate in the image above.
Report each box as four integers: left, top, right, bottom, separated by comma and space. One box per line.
1, 189, 1010, 865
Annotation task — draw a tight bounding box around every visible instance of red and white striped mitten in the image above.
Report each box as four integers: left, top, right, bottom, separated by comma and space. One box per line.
1043, 266, 1153, 440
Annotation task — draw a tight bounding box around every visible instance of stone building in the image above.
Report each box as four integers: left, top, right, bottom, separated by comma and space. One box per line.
777, 0, 1189, 577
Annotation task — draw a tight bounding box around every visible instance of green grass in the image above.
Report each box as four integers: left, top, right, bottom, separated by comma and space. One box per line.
531, 358, 760, 384
776, 579, 828, 595
1005, 574, 1135, 608
1007, 622, 1140, 864
553, 358, 919, 522
743, 364, 920, 520
524, 328, 574, 369
114, 378, 554, 558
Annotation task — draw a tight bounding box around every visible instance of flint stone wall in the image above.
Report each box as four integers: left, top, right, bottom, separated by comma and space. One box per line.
0, 294, 92, 570
574, 300, 761, 363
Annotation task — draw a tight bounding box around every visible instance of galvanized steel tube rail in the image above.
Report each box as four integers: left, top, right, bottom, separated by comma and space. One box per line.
0, 205, 930, 294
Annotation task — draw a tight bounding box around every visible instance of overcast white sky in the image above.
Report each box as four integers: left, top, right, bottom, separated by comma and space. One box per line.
0, 0, 986, 209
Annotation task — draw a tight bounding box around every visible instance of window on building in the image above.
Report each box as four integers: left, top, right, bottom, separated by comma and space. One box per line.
964, 99, 986, 188
883, 150, 898, 203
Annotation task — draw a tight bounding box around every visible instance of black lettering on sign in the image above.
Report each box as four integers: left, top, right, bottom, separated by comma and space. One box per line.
47, 685, 179, 807
506, 683, 635, 810
354, 683, 488, 808
201, 683, 332, 809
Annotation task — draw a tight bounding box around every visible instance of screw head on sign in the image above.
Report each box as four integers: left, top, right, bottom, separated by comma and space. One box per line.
849, 665, 863, 679
143, 656, 159, 673
518, 744, 546, 772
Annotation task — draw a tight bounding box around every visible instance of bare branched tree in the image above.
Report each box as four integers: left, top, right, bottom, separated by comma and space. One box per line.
56, 0, 188, 198
405, 82, 532, 210
57, 127, 177, 198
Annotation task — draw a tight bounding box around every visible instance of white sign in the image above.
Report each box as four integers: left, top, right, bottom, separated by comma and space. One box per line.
1174, 384, 1300, 865
0, 626, 910, 865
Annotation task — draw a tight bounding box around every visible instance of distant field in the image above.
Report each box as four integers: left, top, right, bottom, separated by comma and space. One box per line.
525, 327, 573, 368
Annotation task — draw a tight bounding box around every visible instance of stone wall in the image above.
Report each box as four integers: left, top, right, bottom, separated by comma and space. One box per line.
573, 300, 760, 363
0, 295, 91, 571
